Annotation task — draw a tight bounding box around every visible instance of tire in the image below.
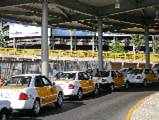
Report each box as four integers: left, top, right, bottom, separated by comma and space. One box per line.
55, 92, 63, 108
107, 84, 112, 93
0, 110, 8, 120
93, 85, 99, 96
143, 80, 148, 87
32, 99, 40, 116
76, 89, 83, 100
110, 83, 115, 91
125, 81, 129, 89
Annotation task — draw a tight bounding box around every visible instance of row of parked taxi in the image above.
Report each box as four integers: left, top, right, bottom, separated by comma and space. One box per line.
0, 67, 158, 119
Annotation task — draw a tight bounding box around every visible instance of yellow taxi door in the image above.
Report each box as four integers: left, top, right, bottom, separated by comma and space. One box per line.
79, 72, 89, 93
149, 70, 157, 83
41, 76, 58, 103
35, 76, 48, 105
111, 71, 122, 87
83, 72, 94, 92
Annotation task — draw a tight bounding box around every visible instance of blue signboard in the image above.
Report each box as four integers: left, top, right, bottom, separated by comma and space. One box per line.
52, 29, 94, 36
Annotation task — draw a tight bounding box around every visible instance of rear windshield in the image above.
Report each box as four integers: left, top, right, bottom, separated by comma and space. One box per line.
132, 69, 143, 74
58, 73, 76, 80
95, 71, 109, 77
4, 76, 31, 86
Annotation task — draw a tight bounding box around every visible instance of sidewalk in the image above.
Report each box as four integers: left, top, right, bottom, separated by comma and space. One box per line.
128, 92, 159, 120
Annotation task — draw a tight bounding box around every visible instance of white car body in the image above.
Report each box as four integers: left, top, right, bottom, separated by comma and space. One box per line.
54, 71, 98, 97
0, 74, 63, 111
93, 70, 125, 89
125, 69, 157, 84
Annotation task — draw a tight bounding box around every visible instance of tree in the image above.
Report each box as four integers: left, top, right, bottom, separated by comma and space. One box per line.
110, 40, 125, 53
0, 31, 5, 47
152, 36, 159, 54
131, 34, 144, 53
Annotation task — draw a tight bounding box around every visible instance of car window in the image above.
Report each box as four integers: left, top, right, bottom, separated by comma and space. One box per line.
101, 71, 109, 77
144, 69, 150, 74
4, 76, 31, 87
132, 69, 143, 74
35, 76, 44, 87
41, 76, 52, 86
82, 72, 89, 80
59, 73, 76, 80
111, 71, 117, 77
79, 72, 88, 80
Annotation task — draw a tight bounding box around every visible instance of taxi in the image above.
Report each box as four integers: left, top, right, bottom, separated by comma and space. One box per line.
0, 74, 63, 115
54, 71, 99, 100
95, 70, 126, 91
125, 68, 157, 87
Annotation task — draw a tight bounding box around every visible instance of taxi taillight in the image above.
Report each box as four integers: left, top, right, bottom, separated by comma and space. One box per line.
68, 84, 75, 89
19, 92, 28, 100
136, 76, 141, 79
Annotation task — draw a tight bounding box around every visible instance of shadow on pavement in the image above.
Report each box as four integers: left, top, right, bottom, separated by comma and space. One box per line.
114, 83, 159, 92
11, 101, 84, 120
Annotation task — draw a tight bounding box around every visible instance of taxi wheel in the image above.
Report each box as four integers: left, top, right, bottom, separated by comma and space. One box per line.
143, 80, 148, 87
76, 89, 83, 100
110, 83, 115, 91
93, 85, 99, 96
125, 81, 129, 89
32, 99, 40, 116
55, 93, 63, 108
0, 110, 8, 120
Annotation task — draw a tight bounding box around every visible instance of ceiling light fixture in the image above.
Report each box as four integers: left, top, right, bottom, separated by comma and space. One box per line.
115, 0, 120, 9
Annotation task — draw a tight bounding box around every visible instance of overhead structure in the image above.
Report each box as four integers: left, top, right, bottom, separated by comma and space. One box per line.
1, 0, 159, 73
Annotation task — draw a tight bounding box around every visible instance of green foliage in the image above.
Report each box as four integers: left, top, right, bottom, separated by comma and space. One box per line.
110, 40, 125, 53
131, 34, 144, 51
0, 31, 5, 47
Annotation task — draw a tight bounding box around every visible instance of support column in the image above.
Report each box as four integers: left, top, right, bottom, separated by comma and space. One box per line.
41, 0, 48, 77
13, 38, 16, 48
92, 35, 95, 52
144, 25, 150, 69
97, 18, 103, 71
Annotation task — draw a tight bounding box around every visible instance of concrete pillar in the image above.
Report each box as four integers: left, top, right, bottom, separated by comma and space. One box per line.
92, 35, 95, 52
97, 17, 103, 71
13, 37, 16, 48
41, 0, 48, 77
70, 35, 73, 51
144, 25, 150, 69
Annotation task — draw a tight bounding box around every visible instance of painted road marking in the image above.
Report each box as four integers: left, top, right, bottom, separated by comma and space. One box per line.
125, 92, 158, 120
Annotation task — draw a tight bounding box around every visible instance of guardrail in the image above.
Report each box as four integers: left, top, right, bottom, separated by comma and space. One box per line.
0, 48, 158, 63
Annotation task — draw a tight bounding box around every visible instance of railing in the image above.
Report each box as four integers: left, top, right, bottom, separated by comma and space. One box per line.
0, 48, 159, 63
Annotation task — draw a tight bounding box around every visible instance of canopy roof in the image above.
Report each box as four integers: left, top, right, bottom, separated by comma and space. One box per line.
1, 0, 159, 34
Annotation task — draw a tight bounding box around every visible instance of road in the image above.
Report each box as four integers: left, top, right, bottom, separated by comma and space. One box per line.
11, 84, 159, 120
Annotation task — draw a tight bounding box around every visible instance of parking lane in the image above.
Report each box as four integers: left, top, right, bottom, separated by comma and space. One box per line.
11, 84, 159, 120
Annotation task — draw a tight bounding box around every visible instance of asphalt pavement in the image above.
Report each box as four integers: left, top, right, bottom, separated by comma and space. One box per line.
11, 84, 159, 120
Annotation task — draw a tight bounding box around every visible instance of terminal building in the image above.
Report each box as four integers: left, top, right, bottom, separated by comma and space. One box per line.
0, 22, 158, 52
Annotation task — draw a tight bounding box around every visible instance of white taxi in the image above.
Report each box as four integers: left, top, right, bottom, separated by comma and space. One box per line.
54, 71, 99, 100
0, 74, 63, 115
125, 69, 157, 87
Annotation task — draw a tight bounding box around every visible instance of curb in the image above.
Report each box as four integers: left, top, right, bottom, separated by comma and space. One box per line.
125, 92, 158, 120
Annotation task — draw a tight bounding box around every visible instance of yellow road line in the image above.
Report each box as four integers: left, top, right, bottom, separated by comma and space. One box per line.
125, 92, 158, 120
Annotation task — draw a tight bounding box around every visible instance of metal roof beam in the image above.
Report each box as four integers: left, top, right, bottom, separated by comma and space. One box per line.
0, 0, 33, 7
99, 0, 159, 16
52, 0, 98, 16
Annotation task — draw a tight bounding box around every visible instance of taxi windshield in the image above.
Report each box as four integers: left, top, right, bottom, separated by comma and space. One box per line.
59, 73, 76, 80
4, 76, 31, 86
